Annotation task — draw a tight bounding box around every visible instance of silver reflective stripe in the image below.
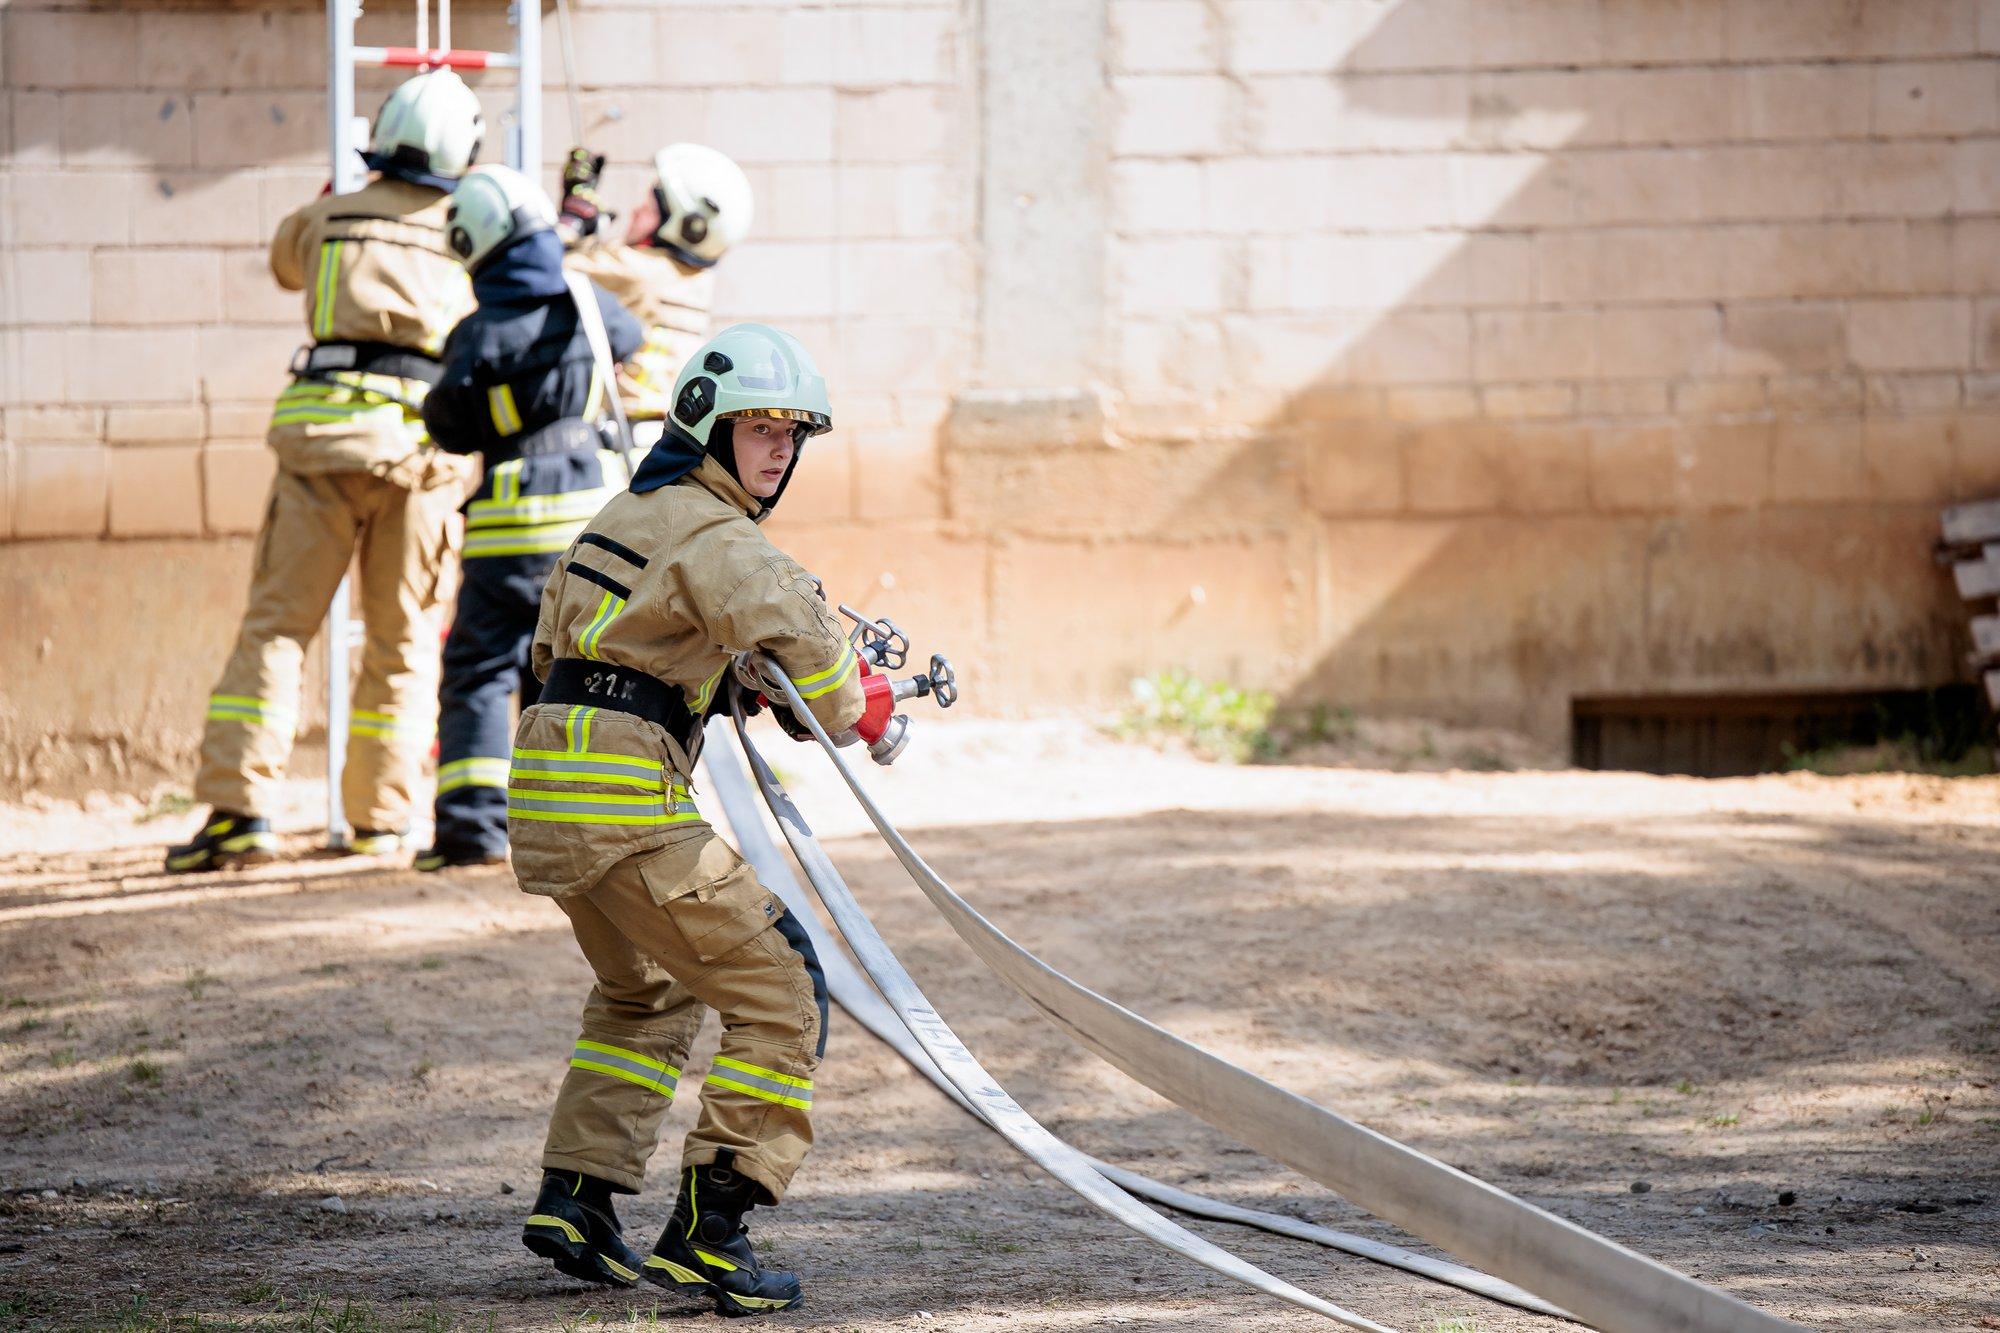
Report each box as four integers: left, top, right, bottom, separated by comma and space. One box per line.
507, 793, 697, 817
571, 1044, 678, 1096
708, 1060, 811, 1107
517, 755, 664, 781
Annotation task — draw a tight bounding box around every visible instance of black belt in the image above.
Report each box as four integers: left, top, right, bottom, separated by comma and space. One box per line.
515, 418, 601, 457
292, 340, 443, 385
541, 658, 699, 749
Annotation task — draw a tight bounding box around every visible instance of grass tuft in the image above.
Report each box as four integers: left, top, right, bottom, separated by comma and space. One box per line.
1112, 670, 1278, 763
128, 1057, 164, 1085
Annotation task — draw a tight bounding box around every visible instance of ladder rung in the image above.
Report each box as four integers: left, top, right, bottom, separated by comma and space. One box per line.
356, 45, 519, 70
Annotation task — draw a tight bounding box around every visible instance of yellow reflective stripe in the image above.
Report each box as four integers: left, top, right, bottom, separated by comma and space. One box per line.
206, 694, 294, 726
487, 384, 523, 437
792, 643, 857, 701
711, 1055, 812, 1091
705, 1073, 812, 1111
465, 491, 612, 526
350, 709, 427, 739
574, 1038, 679, 1077
692, 664, 727, 712
564, 705, 594, 754
526, 1214, 586, 1244
312, 240, 343, 340
507, 804, 702, 827
509, 767, 667, 792
437, 756, 511, 793
462, 526, 587, 558
511, 746, 661, 772
491, 458, 523, 503
577, 590, 625, 660
503, 787, 689, 807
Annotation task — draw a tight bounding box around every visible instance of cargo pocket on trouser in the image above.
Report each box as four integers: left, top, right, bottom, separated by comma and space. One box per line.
638, 833, 783, 969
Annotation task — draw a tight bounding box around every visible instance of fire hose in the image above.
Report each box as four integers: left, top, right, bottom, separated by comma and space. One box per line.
704, 618, 1808, 1333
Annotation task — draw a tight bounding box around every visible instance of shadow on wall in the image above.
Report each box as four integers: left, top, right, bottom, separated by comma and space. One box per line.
951, 0, 1990, 746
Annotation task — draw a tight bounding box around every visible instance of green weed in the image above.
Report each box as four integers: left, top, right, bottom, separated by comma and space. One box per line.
413, 1058, 437, 1081
1432, 1318, 1479, 1333
1707, 1111, 1741, 1129
1113, 670, 1278, 763
139, 791, 196, 823
1673, 1078, 1698, 1096
418, 956, 445, 972
181, 969, 219, 1000
128, 1058, 164, 1085
50, 1047, 78, 1069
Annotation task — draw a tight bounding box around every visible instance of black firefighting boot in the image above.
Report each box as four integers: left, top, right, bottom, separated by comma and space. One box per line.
521, 1169, 645, 1288
644, 1157, 804, 1317
413, 843, 508, 873
164, 811, 277, 873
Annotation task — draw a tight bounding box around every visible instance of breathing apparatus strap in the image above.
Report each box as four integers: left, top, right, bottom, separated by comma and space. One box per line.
565, 269, 635, 467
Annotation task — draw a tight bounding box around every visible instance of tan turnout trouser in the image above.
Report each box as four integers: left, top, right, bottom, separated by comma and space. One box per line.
195, 467, 459, 831
541, 829, 826, 1205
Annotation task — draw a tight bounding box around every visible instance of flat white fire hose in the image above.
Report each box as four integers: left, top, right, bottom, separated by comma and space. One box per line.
719, 706, 1397, 1331
699, 722, 1569, 1321
735, 660, 1810, 1333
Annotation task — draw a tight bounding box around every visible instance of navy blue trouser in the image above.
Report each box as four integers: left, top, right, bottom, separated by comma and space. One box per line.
433, 552, 557, 855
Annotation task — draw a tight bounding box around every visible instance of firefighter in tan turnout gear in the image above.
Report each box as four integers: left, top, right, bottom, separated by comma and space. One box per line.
517, 324, 883, 1316
167, 70, 482, 872
557, 143, 753, 443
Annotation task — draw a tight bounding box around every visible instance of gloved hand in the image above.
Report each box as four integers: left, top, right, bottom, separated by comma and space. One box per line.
559, 147, 610, 239
716, 677, 764, 722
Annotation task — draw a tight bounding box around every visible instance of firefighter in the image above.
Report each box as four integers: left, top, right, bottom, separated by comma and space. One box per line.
515, 325, 895, 1315
167, 70, 482, 873
557, 143, 753, 444
413, 165, 644, 872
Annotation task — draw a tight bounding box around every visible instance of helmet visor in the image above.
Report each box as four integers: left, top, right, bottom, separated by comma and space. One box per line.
719, 406, 831, 436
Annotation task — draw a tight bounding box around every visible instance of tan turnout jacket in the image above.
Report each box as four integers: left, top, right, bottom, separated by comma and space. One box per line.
267, 176, 475, 483
563, 239, 714, 420
510, 456, 866, 900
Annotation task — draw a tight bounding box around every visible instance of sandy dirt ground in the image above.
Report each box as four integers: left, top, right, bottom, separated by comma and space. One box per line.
0, 719, 1996, 1331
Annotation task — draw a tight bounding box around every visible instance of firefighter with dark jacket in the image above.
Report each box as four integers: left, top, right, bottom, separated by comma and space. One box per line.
415, 164, 644, 872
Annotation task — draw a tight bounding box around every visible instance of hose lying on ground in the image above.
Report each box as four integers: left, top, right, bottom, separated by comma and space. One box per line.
737, 662, 1810, 1333
699, 721, 1570, 1322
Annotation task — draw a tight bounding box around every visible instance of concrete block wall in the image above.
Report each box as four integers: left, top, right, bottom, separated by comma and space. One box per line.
6, 0, 2000, 784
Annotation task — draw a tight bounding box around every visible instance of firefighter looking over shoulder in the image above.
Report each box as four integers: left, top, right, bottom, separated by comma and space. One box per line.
413, 165, 645, 873
556, 143, 753, 446
515, 326, 896, 1316
167, 70, 482, 873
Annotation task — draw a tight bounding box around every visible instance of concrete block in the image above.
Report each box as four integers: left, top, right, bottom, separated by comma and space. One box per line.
1116, 237, 1230, 314
257, 172, 330, 243
1837, 141, 1955, 219
1451, 151, 1575, 229
662, 9, 787, 84
62, 93, 193, 168
134, 11, 320, 91
1579, 381, 1670, 418
1383, 386, 1480, 422
1468, 0, 1603, 67
1736, 64, 1872, 141
1113, 160, 1205, 236
201, 443, 276, 536
1589, 420, 1771, 512
0, 446, 11, 542
195, 327, 295, 403
1946, 218, 2000, 294
1206, 157, 1337, 234
1306, 424, 1404, 515
706, 89, 835, 164
7, 170, 130, 246
220, 247, 298, 325
1345, 0, 1473, 71
551, 9, 659, 88
208, 403, 274, 438
838, 241, 967, 319
1721, 303, 1848, 376
1848, 298, 1973, 372
1670, 378, 1767, 416
4, 330, 70, 409
1596, 69, 1738, 147
1860, 417, 1958, 506
831, 8, 958, 87
1771, 417, 1868, 504
1472, 308, 1595, 383
107, 445, 202, 538
1595, 306, 1722, 381
1320, 154, 1455, 233
13, 407, 101, 444
1601, 0, 1726, 63
1954, 139, 2000, 214
1466, 233, 1535, 307
1482, 383, 1575, 419
1115, 75, 1233, 157
1466, 71, 1597, 152
9, 248, 90, 326
1225, 0, 1374, 73
91, 249, 222, 326
1906, 218, 1958, 296
1543, 227, 1724, 304
713, 242, 837, 319
836, 87, 949, 164
1768, 374, 1865, 414
131, 173, 265, 246
1954, 412, 2000, 495
14, 444, 108, 538
852, 428, 943, 521
190, 93, 321, 170
1866, 373, 1963, 415
5, 11, 138, 89
10, 92, 62, 167
1872, 60, 1999, 137
769, 431, 852, 525
66, 329, 199, 405
1981, 298, 2000, 369
1574, 149, 1706, 227
1720, 222, 1909, 301
1724, 0, 1978, 61
1253, 73, 1470, 154
1111, 0, 1217, 73
839, 321, 965, 394
1699, 145, 1837, 223
1406, 420, 1589, 515
1118, 316, 1227, 400
1336, 310, 1473, 386
106, 407, 204, 444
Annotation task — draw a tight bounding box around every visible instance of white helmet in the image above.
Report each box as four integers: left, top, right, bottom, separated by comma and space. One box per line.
369, 70, 484, 183
446, 164, 556, 272
650, 143, 753, 268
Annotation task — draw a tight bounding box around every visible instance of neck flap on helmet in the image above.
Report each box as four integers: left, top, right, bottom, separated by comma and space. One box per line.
628, 415, 808, 522
362, 151, 459, 194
